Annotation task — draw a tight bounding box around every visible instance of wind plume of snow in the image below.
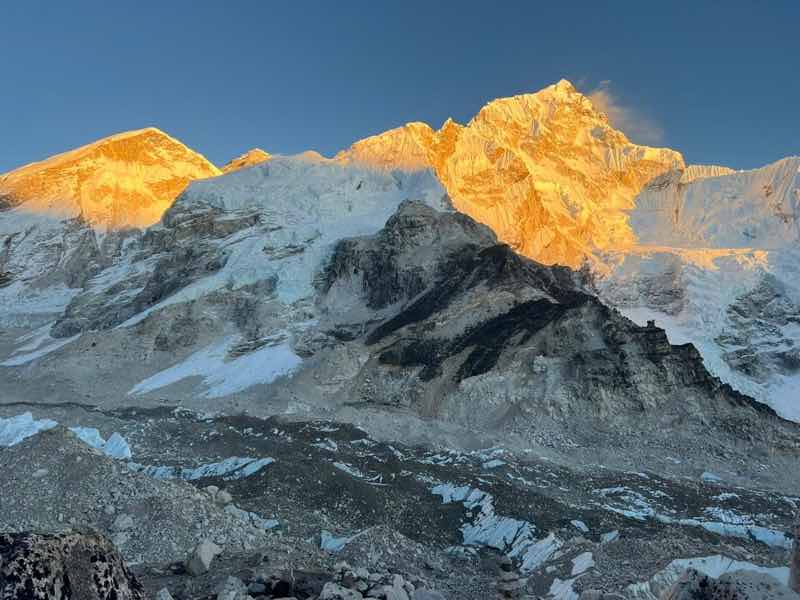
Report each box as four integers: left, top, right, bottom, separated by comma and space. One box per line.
586, 80, 663, 145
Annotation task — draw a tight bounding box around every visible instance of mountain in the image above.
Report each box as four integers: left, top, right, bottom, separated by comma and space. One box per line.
1, 81, 798, 427
331, 80, 800, 420
2, 88, 800, 600
221, 148, 272, 173
1, 151, 795, 462
0, 127, 220, 230
0, 127, 221, 329
597, 156, 800, 421
337, 79, 684, 268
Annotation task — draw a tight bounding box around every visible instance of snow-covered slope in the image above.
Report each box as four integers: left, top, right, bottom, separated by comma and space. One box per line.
0, 154, 450, 404
631, 157, 800, 249
0, 127, 221, 229
598, 157, 800, 421
338, 79, 685, 268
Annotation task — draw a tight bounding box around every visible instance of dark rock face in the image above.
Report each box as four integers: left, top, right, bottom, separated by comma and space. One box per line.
51, 203, 244, 338
319, 201, 789, 437
719, 274, 800, 383
0, 532, 145, 600
319, 201, 498, 310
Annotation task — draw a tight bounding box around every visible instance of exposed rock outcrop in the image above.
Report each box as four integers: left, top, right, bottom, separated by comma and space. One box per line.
0, 531, 145, 600
319, 201, 788, 446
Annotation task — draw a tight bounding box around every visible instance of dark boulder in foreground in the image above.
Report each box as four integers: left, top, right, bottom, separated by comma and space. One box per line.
0, 531, 145, 600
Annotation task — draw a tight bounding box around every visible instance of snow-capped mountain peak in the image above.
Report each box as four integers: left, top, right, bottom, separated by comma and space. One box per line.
0, 127, 221, 230
221, 148, 272, 173
337, 80, 685, 267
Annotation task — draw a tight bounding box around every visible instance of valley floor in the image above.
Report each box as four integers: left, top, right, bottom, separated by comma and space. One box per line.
0, 394, 797, 599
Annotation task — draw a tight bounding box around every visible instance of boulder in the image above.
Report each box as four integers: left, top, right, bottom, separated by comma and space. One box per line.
0, 531, 145, 600
185, 539, 223, 576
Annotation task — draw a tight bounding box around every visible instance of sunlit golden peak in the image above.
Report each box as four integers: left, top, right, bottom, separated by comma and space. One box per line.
221, 148, 272, 173
0, 127, 221, 230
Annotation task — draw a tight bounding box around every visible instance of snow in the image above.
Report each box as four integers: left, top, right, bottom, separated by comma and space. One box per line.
319, 528, 370, 553
118, 156, 449, 324
69, 427, 132, 459
625, 554, 790, 600
600, 530, 619, 544
0, 413, 57, 446
432, 482, 561, 574
482, 459, 507, 469
631, 157, 800, 250
513, 533, 562, 573
129, 456, 274, 481
0, 413, 132, 459
570, 520, 589, 533
594, 485, 792, 549
598, 158, 800, 421
549, 577, 579, 600
1, 333, 80, 366
312, 438, 339, 452
333, 462, 367, 479
571, 551, 595, 576
128, 334, 302, 398
320, 531, 353, 553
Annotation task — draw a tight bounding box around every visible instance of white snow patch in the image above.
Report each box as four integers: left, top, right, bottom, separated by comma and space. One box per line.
128, 335, 301, 398
549, 577, 579, 600
570, 520, 589, 533
0, 413, 57, 446
701, 471, 722, 483
69, 427, 132, 459
320, 528, 370, 553
625, 554, 790, 600
312, 438, 339, 452
571, 552, 595, 576
1, 334, 80, 366
432, 482, 560, 574
600, 530, 619, 544
129, 456, 274, 481
0, 413, 132, 459
482, 459, 507, 469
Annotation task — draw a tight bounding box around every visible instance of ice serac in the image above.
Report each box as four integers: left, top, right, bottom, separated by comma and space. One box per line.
338, 79, 685, 267
0, 127, 221, 230
221, 148, 272, 173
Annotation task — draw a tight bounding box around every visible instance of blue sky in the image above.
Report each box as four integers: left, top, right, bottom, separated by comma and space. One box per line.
1, 1, 798, 172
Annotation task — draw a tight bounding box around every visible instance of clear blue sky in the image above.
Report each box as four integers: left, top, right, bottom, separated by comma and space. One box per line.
1, 1, 798, 172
